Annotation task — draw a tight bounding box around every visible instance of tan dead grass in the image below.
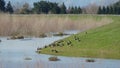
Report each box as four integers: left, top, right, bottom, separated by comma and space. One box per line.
0, 14, 112, 36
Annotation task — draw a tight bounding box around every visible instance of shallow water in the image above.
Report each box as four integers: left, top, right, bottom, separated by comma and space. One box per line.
0, 31, 120, 68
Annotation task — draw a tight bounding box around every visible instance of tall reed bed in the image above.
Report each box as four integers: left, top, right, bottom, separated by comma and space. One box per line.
0, 14, 112, 36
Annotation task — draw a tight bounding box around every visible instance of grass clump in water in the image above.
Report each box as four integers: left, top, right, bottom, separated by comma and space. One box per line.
86, 58, 95, 62
49, 56, 59, 61
39, 33, 47, 38
24, 57, 32, 60
53, 32, 69, 36
8, 35, 24, 40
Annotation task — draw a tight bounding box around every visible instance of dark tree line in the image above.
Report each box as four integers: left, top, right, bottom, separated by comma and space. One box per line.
0, 0, 13, 13
0, 0, 6, 12
32, 1, 82, 14
67, 6, 82, 14
1, 0, 120, 14
0, 0, 82, 14
98, 0, 120, 14
32, 1, 62, 14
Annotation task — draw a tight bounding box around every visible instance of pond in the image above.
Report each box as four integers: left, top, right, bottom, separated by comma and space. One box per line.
0, 30, 120, 68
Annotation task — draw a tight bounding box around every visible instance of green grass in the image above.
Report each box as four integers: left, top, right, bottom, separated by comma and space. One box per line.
41, 15, 120, 59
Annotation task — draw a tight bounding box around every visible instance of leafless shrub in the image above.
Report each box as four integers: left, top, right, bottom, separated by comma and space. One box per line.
82, 3, 99, 14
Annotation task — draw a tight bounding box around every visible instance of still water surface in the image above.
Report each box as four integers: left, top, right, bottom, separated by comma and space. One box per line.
0, 31, 120, 68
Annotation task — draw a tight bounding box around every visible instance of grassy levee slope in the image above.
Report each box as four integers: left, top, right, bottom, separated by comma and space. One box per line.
41, 15, 120, 59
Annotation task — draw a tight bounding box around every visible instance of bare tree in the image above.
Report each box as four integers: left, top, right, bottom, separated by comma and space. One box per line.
19, 3, 30, 14
13, 2, 23, 14
83, 3, 99, 14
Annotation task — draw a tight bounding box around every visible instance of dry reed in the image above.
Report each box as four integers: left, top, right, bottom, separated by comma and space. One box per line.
0, 14, 112, 36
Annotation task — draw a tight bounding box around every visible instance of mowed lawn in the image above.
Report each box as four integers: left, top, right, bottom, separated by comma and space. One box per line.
41, 15, 120, 59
